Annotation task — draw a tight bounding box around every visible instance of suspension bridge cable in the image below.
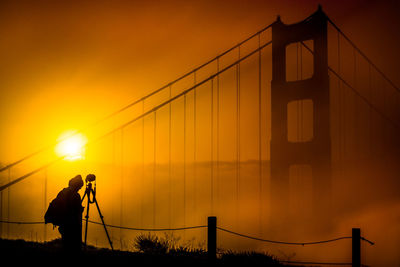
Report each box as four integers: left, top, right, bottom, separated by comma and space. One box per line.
300, 41, 400, 130
183, 94, 186, 230
112, 130, 116, 239
0, 156, 65, 192
0, 22, 276, 175
92, 22, 275, 124
6, 11, 392, 179
337, 32, 346, 158
153, 112, 157, 228
326, 16, 400, 93
193, 72, 197, 219
353, 47, 358, 154
7, 168, 10, 237
368, 64, 372, 154
168, 85, 172, 229
258, 33, 263, 235
120, 128, 124, 249
1, 41, 272, 192
236, 46, 241, 227
43, 167, 47, 241
300, 43, 304, 141
296, 43, 300, 142
216, 58, 220, 216
141, 101, 145, 228
330, 67, 399, 129
210, 78, 214, 214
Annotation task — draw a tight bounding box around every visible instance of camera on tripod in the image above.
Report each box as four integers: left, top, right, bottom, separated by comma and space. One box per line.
85, 174, 96, 183
81, 173, 113, 250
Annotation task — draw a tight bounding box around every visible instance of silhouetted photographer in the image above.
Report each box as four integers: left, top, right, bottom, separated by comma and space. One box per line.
45, 175, 84, 252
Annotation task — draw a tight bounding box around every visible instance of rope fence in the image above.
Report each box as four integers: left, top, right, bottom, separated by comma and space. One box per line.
0, 216, 375, 267
217, 227, 352, 246
87, 220, 207, 232
0, 219, 375, 245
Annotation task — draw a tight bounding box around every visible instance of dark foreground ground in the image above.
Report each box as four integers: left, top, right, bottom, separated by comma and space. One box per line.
0, 238, 296, 266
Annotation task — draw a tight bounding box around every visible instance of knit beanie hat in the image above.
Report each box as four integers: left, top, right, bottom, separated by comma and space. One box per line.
69, 174, 83, 189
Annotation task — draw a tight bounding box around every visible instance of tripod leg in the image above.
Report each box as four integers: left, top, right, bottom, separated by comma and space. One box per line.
93, 196, 114, 250
84, 193, 90, 248
81, 190, 87, 204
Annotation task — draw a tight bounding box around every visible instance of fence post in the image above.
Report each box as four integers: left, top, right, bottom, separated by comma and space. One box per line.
208, 216, 217, 260
352, 228, 361, 267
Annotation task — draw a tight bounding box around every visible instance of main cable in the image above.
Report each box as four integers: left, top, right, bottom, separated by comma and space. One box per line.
327, 16, 400, 93
0, 41, 272, 193
300, 41, 400, 130
0, 22, 275, 175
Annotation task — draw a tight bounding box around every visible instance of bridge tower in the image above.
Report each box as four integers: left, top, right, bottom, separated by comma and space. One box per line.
270, 8, 331, 228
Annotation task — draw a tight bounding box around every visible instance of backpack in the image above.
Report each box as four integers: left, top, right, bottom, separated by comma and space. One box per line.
44, 188, 68, 226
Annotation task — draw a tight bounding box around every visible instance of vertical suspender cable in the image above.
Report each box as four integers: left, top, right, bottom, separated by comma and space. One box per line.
258, 34, 263, 235
216, 58, 220, 216
168, 86, 172, 229
297, 42, 302, 216
300, 43, 303, 141
368, 65, 372, 154
193, 72, 197, 222
236, 46, 241, 227
381, 78, 386, 154
153, 112, 157, 228
141, 101, 145, 228
7, 168, 10, 238
353, 49, 357, 156
295, 42, 300, 215
338, 32, 345, 159
337, 32, 342, 169
43, 168, 47, 241
210, 79, 214, 214
299, 42, 304, 202
383, 78, 389, 154
111, 131, 116, 243
120, 128, 124, 250
297, 43, 301, 142
183, 94, 187, 230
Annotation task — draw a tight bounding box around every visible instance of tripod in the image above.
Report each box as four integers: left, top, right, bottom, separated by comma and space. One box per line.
81, 181, 114, 250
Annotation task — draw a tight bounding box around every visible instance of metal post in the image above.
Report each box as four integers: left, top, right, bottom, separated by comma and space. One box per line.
352, 228, 361, 267
208, 216, 217, 260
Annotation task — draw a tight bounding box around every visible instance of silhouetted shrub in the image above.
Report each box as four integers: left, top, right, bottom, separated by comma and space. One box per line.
133, 233, 169, 254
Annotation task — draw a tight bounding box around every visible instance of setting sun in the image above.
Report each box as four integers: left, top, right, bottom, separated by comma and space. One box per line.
55, 131, 88, 161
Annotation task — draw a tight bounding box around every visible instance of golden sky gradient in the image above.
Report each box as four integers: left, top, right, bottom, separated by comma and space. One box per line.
0, 0, 399, 162
0, 2, 399, 265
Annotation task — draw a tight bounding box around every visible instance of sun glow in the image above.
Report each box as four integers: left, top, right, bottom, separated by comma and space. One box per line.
55, 131, 88, 161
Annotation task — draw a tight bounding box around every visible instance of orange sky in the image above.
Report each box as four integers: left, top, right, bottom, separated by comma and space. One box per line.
0, 2, 400, 265
0, 0, 399, 163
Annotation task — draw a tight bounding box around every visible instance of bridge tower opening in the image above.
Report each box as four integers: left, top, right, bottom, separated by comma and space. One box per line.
270, 7, 331, 230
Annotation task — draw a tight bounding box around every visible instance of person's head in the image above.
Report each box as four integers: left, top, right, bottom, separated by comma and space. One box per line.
68, 175, 84, 192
